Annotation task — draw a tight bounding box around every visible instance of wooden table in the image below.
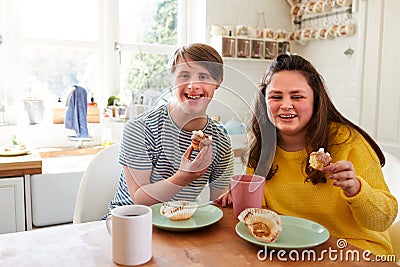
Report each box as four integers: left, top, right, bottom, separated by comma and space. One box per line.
0, 206, 397, 267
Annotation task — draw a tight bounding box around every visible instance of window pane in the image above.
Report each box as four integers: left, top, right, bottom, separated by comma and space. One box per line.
22, 47, 98, 103
120, 51, 171, 94
119, 0, 177, 45
21, 0, 98, 41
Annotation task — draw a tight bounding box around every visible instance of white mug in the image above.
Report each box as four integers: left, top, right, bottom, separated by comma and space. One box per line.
300, 28, 312, 41
294, 30, 302, 42
313, 1, 332, 13
328, 24, 340, 38
291, 4, 305, 17
337, 21, 356, 37
317, 27, 330, 40
106, 205, 152, 266
336, 0, 352, 8
306, 1, 317, 14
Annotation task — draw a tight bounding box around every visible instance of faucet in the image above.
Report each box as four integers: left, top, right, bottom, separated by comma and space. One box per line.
68, 136, 93, 148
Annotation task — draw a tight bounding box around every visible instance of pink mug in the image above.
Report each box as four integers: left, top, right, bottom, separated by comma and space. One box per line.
229, 174, 265, 218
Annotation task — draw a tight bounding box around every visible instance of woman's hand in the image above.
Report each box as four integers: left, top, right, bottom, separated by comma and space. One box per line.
214, 190, 232, 207
322, 160, 361, 197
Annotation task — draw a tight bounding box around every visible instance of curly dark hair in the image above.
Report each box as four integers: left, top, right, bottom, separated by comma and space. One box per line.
247, 54, 385, 184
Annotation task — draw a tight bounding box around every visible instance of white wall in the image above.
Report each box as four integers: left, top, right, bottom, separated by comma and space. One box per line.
200, 0, 362, 128
293, 33, 361, 124
199, 0, 292, 125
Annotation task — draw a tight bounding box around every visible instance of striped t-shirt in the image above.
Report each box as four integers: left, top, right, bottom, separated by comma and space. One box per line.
104, 104, 233, 217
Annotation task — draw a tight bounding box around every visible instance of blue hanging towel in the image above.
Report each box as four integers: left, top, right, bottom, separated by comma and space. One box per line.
65, 85, 89, 137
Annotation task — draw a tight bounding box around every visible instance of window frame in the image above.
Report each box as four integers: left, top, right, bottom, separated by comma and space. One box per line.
0, 0, 189, 125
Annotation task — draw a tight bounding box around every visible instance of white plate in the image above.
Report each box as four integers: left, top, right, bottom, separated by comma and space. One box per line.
0, 147, 30, 156
236, 215, 330, 249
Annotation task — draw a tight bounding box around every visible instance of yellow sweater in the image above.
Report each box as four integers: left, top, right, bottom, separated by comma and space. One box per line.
249, 123, 398, 255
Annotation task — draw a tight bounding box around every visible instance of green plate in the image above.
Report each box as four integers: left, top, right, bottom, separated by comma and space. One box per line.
151, 203, 223, 232
235, 215, 330, 249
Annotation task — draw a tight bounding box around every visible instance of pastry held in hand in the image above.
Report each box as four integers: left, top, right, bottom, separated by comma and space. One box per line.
191, 130, 213, 150
238, 208, 282, 243
309, 148, 332, 170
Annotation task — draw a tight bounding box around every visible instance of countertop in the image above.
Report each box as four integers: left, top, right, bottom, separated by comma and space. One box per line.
0, 151, 42, 178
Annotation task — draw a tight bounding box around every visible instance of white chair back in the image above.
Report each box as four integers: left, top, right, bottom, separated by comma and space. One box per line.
382, 151, 400, 222
73, 144, 121, 223
382, 151, 400, 262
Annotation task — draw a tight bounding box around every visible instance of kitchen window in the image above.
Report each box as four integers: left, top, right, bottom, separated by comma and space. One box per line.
118, 0, 179, 103
0, 0, 184, 125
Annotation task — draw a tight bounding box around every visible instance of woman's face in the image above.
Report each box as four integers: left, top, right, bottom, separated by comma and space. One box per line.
172, 57, 220, 115
266, 70, 314, 139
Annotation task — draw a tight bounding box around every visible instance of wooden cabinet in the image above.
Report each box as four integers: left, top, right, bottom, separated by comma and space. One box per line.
0, 177, 25, 234
210, 36, 290, 61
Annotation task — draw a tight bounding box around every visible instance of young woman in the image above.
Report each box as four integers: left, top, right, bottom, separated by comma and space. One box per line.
104, 43, 233, 217
247, 54, 397, 255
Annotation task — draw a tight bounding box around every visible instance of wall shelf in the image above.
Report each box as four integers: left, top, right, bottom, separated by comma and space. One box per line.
210, 36, 290, 61
222, 57, 272, 63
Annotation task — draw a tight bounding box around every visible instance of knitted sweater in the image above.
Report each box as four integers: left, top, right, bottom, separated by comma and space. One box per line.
249, 123, 398, 255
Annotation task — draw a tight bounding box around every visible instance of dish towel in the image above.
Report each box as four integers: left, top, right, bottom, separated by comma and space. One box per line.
65, 85, 89, 137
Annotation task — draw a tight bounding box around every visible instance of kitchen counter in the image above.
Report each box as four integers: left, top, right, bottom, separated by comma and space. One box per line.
0, 146, 103, 231
37, 145, 103, 158
0, 151, 42, 233
0, 152, 42, 178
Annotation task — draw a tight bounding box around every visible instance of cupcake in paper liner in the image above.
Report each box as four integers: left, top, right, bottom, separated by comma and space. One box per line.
191, 130, 213, 150
238, 208, 282, 243
160, 200, 197, 221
